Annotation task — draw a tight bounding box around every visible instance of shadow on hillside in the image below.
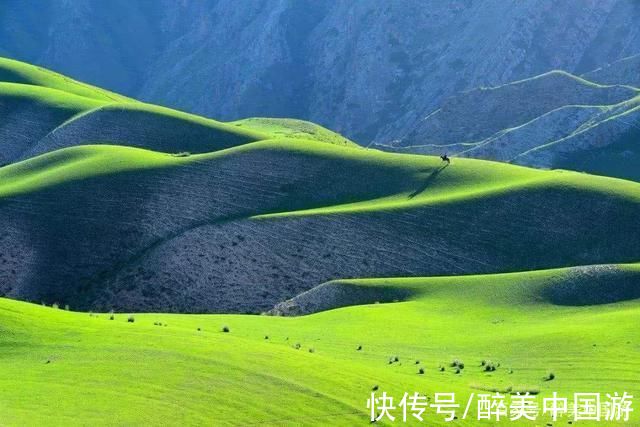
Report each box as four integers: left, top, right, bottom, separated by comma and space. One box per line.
408, 163, 449, 199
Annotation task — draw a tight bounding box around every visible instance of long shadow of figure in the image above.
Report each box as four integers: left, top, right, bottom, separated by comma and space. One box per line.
408, 163, 449, 199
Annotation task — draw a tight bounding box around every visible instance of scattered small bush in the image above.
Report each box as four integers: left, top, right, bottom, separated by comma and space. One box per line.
222, 326, 230, 333
544, 372, 555, 381
308, 348, 315, 353
357, 345, 362, 351
294, 343, 301, 350
264, 335, 269, 340
415, 360, 420, 365
394, 356, 399, 362
108, 310, 114, 320
438, 365, 445, 372
450, 359, 464, 369
372, 385, 379, 391
197, 327, 201, 331
418, 367, 425, 375
127, 315, 135, 323
483, 361, 497, 372
455, 368, 461, 374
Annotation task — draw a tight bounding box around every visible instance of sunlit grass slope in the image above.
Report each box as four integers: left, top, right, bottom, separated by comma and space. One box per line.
0, 57, 356, 164
231, 117, 357, 147
0, 263, 638, 425
0, 57, 132, 102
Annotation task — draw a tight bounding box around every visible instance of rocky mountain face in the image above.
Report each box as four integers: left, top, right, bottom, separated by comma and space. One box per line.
2, 0, 639, 146
379, 60, 640, 181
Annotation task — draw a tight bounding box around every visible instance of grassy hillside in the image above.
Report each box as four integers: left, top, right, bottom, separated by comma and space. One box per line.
0, 57, 356, 165
0, 57, 132, 102
0, 263, 638, 425
231, 117, 357, 147
1, 140, 639, 313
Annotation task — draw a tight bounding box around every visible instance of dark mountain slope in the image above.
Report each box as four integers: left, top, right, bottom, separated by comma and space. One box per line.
398, 71, 638, 147
378, 70, 640, 181
582, 54, 640, 88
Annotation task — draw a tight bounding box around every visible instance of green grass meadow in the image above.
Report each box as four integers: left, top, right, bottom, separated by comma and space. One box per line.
0, 266, 638, 425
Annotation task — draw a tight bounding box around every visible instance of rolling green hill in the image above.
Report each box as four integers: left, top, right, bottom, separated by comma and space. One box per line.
2, 140, 640, 313
0, 58, 639, 425
0, 57, 131, 102
1, 57, 639, 314
0, 57, 354, 166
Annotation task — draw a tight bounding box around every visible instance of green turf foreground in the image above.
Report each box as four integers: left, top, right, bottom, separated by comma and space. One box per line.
0, 265, 638, 426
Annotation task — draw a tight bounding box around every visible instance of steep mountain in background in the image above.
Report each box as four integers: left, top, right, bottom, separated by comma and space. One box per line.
379, 68, 640, 181
1, 59, 640, 313
1, 0, 639, 145
396, 71, 637, 149
582, 53, 640, 87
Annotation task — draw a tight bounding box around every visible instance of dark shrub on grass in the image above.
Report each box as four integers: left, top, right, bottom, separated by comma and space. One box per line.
450, 359, 464, 369
109, 310, 115, 320
264, 335, 269, 340
483, 361, 497, 372
308, 348, 315, 353
357, 345, 362, 351
418, 367, 425, 375
222, 326, 230, 333
544, 372, 555, 381
127, 315, 135, 323
372, 385, 379, 391
294, 343, 301, 350
439, 365, 445, 372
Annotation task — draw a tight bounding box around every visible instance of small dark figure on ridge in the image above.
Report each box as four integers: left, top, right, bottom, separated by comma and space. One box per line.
440, 153, 450, 164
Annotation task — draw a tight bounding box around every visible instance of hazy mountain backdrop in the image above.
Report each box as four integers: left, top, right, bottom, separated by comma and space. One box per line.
2, 0, 639, 147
